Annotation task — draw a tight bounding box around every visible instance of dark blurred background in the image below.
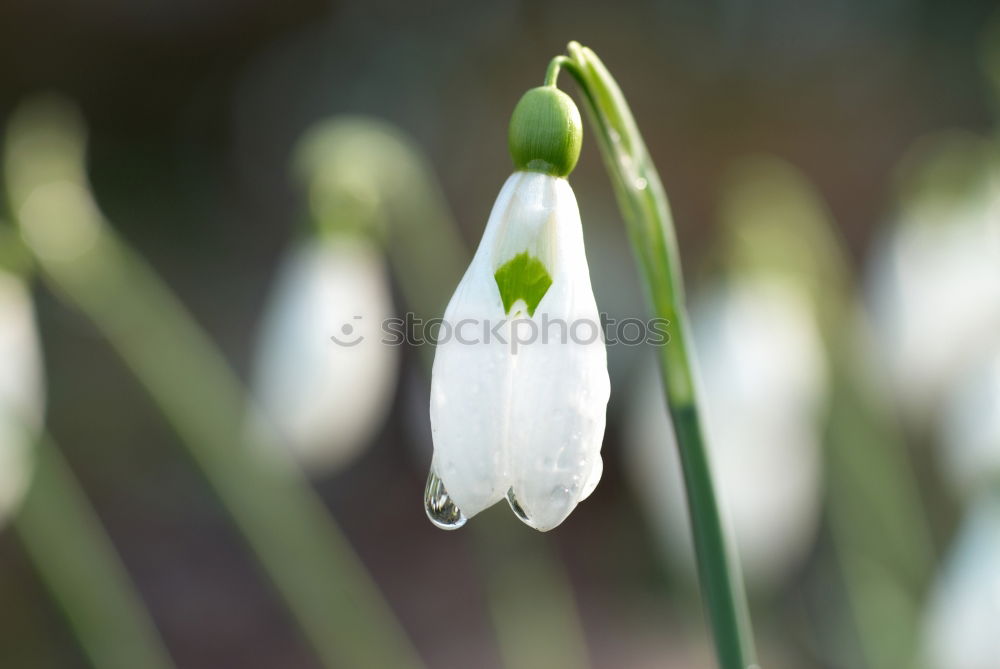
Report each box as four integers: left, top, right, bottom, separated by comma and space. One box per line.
1, 1, 998, 668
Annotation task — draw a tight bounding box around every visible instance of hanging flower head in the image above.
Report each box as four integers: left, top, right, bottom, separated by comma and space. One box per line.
426, 86, 610, 531
249, 237, 397, 474
866, 134, 1000, 422
247, 121, 400, 475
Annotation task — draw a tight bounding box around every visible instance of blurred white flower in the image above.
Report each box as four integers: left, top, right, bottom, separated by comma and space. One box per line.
428, 171, 610, 532
0, 269, 45, 526
625, 278, 827, 589
922, 494, 1000, 669
867, 137, 1000, 421
249, 237, 398, 474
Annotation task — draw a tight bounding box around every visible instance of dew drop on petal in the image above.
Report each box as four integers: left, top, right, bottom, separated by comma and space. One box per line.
424, 470, 467, 530
506, 487, 532, 524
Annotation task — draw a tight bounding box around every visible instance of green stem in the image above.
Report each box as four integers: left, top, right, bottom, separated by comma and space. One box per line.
4, 98, 424, 669
825, 347, 935, 669
472, 517, 592, 669
554, 42, 757, 668
544, 57, 572, 87
14, 433, 176, 669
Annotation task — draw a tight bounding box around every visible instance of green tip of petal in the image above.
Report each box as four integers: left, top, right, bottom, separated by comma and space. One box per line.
508, 87, 582, 178
494, 252, 553, 317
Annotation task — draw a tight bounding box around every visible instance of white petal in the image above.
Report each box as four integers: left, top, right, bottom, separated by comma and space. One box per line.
429, 174, 525, 518
250, 238, 398, 474
0, 270, 45, 525
430, 173, 610, 527
504, 174, 609, 531
579, 455, 603, 502
866, 167, 1000, 420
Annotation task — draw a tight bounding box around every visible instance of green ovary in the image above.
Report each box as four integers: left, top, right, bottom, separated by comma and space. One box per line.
494, 251, 553, 317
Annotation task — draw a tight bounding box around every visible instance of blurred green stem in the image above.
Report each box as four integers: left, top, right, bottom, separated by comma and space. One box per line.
553, 42, 757, 668
825, 344, 934, 669
14, 433, 176, 669
472, 520, 591, 669
4, 98, 423, 669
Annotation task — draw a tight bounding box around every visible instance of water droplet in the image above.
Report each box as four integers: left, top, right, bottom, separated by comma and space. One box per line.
634, 177, 648, 190
506, 488, 531, 524
424, 471, 467, 530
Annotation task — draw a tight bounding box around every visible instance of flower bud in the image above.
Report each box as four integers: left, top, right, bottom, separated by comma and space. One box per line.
508, 87, 582, 178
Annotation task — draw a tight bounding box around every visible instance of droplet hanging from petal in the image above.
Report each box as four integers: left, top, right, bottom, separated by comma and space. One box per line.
505, 487, 532, 526
424, 471, 467, 530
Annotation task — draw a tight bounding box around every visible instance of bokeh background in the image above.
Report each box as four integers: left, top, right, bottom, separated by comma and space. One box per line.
1, 1, 999, 668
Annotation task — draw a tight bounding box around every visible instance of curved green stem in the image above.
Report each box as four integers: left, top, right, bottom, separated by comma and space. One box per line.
554, 42, 757, 668
14, 433, 176, 669
544, 56, 573, 87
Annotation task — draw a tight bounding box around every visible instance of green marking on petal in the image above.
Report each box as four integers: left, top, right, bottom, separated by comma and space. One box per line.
494, 251, 553, 317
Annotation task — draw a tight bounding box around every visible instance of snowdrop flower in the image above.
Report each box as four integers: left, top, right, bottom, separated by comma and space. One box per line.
625, 278, 827, 589
867, 134, 1000, 421
922, 494, 1000, 669
426, 86, 609, 531
0, 268, 45, 526
248, 120, 402, 474
249, 236, 398, 474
